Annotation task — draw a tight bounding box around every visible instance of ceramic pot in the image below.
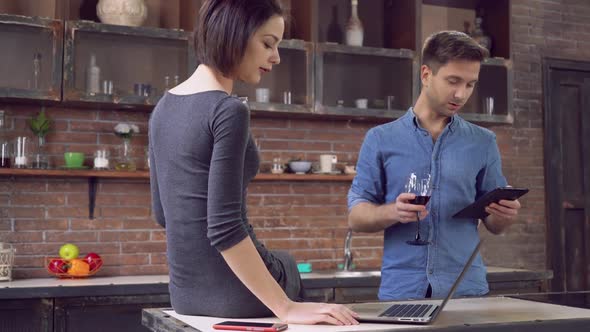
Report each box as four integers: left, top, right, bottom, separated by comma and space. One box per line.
97, 0, 148, 27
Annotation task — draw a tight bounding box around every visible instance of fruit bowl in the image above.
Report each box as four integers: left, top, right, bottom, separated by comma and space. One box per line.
45, 256, 103, 279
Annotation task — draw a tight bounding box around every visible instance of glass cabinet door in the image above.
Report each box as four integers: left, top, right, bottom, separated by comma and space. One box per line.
0, 14, 63, 102
233, 39, 314, 116
314, 43, 416, 119
63, 21, 194, 109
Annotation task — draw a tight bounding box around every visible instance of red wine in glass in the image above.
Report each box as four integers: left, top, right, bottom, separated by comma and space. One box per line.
405, 172, 432, 246
410, 196, 431, 206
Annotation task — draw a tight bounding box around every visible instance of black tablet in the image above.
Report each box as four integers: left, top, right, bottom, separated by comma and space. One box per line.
452, 187, 529, 219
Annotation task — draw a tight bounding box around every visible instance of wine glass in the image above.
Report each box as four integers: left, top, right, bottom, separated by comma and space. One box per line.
405, 172, 432, 246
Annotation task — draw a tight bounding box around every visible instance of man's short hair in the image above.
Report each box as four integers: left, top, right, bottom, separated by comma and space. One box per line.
194, 0, 284, 77
422, 31, 489, 74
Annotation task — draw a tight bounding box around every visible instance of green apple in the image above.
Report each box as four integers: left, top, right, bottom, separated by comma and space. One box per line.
59, 243, 79, 260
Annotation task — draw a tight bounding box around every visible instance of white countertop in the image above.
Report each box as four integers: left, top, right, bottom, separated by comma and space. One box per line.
0, 266, 550, 289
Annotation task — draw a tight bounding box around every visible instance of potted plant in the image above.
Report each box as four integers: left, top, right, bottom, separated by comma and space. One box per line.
28, 109, 52, 169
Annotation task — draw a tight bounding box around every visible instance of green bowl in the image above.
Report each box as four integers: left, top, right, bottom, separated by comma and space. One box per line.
64, 152, 85, 168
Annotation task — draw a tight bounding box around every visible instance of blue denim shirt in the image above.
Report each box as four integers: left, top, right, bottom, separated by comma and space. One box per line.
348, 109, 507, 300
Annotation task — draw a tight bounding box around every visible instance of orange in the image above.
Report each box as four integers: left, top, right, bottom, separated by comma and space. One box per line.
67, 259, 90, 276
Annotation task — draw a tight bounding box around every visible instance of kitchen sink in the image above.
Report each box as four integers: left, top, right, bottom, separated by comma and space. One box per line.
303, 270, 381, 279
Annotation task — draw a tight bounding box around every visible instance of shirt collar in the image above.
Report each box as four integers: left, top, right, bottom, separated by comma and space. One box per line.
404, 107, 458, 133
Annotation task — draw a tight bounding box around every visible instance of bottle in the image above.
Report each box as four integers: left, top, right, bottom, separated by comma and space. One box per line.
345, 0, 363, 47
471, 10, 492, 55
86, 54, 101, 95
32, 53, 42, 90
0, 111, 10, 168
163, 76, 170, 93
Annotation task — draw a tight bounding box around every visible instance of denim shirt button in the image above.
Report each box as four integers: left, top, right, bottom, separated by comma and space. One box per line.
428, 269, 434, 274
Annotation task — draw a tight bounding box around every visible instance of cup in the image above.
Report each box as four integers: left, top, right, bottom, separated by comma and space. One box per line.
355, 98, 368, 109
483, 97, 494, 115
13, 136, 30, 168
271, 157, 284, 174
64, 152, 85, 168
283, 91, 292, 104
255, 88, 270, 103
386, 95, 396, 110
344, 165, 357, 174
93, 149, 109, 169
319, 154, 337, 173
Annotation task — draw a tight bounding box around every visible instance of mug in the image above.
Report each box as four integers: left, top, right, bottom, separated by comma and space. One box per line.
355, 98, 368, 109
319, 154, 337, 173
255, 88, 270, 103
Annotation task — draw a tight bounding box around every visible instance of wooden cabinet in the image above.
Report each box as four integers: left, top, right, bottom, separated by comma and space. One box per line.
0, 298, 53, 332
54, 294, 170, 332
0, 1, 513, 123
0, 14, 63, 103
63, 20, 194, 110
314, 44, 416, 119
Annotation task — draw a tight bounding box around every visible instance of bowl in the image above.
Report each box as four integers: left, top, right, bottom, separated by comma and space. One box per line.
289, 161, 312, 174
64, 152, 85, 168
46, 256, 103, 279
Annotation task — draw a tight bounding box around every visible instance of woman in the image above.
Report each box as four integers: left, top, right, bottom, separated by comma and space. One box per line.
149, 0, 358, 326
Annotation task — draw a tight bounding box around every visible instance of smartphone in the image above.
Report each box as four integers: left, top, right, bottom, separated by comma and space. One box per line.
453, 187, 529, 219
212, 320, 288, 332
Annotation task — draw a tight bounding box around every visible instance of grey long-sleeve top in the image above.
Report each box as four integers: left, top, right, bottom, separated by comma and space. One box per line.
149, 91, 283, 317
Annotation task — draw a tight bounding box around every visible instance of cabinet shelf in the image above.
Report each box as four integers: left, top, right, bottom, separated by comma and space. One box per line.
317, 43, 415, 59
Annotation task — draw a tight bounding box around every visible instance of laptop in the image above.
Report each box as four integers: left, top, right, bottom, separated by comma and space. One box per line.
347, 240, 483, 325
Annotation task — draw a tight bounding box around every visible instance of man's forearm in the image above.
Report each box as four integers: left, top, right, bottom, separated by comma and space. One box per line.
482, 214, 513, 234
348, 202, 396, 233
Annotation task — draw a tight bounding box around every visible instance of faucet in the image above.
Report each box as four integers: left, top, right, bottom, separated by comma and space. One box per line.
343, 228, 353, 271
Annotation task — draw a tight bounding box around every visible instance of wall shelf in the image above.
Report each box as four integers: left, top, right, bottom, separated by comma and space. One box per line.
0, 168, 354, 181
0, 169, 355, 220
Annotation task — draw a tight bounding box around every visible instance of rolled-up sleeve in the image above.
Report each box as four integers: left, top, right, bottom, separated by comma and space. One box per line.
475, 134, 508, 199
348, 128, 386, 210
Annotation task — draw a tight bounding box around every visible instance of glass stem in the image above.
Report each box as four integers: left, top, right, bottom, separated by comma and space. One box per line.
415, 211, 421, 240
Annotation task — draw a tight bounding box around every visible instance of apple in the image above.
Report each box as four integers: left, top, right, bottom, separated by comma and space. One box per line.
84, 252, 102, 271
59, 243, 79, 260
48, 258, 68, 274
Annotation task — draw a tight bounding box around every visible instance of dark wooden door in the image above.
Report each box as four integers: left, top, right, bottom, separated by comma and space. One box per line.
544, 58, 590, 292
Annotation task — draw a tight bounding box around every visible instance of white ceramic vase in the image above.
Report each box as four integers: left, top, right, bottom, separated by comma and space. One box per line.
96, 0, 148, 27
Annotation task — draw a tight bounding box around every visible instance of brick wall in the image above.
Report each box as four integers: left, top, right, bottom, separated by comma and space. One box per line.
2, 0, 590, 279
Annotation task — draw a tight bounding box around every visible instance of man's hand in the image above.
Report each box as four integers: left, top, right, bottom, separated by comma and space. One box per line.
348, 193, 430, 233
387, 193, 429, 224
483, 199, 521, 234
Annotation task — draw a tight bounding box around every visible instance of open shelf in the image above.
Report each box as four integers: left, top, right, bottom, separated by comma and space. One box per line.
0, 168, 354, 182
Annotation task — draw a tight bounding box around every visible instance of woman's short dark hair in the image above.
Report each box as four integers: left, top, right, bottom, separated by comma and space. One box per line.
194, 0, 284, 77
422, 31, 489, 74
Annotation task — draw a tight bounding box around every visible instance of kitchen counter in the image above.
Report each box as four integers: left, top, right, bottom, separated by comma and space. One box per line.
142, 295, 590, 332
0, 267, 552, 300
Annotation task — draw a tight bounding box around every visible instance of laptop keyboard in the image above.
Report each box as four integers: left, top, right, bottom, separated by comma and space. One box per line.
379, 304, 435, 318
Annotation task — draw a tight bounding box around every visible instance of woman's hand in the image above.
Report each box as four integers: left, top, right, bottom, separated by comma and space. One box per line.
279, 301, 359, 325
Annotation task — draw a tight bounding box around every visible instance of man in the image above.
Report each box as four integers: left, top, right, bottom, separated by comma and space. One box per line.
347, 31, 521, 300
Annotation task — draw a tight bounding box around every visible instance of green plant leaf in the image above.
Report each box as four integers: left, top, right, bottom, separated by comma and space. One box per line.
29, 110, 52, 137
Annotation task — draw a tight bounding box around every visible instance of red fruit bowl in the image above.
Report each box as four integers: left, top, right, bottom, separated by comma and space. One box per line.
45, 256, 103, 279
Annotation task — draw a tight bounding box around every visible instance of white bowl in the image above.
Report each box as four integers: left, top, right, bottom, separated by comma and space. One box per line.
289, 161, 312, 174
